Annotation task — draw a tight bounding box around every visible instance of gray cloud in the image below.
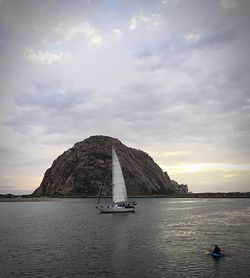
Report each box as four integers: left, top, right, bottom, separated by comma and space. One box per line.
16, 82, 90, 111
1, 0, 250, 193
136, 25, 238, 72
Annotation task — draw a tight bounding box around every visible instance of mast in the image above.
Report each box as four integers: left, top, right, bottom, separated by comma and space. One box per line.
96, 155, 110, 208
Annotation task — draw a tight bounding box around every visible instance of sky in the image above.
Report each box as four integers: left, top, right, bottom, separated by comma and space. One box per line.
0, 0, 250, 194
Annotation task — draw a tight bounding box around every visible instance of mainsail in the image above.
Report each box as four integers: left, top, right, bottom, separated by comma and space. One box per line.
112, 147, 128, 203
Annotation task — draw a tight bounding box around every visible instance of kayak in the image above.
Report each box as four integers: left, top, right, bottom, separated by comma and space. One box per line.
210, 252, 224, 258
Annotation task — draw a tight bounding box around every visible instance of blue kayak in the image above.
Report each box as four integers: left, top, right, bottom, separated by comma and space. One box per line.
210, 252, 224, 258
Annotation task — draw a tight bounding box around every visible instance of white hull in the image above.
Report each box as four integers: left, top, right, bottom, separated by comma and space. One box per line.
98, 206, 135, 213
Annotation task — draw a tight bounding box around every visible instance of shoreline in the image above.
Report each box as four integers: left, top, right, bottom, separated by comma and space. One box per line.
1, 192, 250, 202
0, 197, 61, 202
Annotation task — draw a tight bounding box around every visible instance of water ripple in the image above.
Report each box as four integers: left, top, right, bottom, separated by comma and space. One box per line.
0, 198, 250, 277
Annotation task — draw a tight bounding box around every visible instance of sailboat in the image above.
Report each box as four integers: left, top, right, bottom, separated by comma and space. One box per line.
97, 147, 136, 213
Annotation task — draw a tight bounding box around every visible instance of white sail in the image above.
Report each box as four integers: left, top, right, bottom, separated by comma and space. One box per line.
112, 147, 128, 203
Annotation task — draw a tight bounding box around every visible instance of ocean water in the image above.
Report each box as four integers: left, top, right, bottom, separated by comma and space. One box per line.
1, 198, 250, 278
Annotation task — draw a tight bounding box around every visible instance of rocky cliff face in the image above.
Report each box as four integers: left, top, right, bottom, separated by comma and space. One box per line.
164, 172, 189, 194
33, 135, 183, 197
171, 181, 188, 194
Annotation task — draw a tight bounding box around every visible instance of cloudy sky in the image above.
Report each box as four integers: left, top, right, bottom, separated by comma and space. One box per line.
0, 0, 249, 194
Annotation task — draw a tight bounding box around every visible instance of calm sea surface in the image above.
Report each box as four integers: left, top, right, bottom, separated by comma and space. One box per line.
1, 198, 250, 278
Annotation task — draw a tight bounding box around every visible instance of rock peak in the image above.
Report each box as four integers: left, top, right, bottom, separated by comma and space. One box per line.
33, 135, 184, 197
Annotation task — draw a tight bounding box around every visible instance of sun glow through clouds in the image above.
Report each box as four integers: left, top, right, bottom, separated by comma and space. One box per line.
165, 163, 250, 174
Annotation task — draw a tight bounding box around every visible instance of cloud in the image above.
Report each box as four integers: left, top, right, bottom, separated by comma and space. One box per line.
167, 164, 250, 192
24, 48, 67, 64
135, 26, 238, 79
140, 25, 236, 58
219, 0, 239, 9
166, 163, 250, 174
129, 13, 162, 30
221, 173, 240, 178
160, 150, 191, 157
55, 22, 102, 46
113, 29, 123, 39
184, 32, 201, 43
161, 0, 182, 5
16, 82, 87, 111
8, 82, 94, 135
0, 174, 42, 194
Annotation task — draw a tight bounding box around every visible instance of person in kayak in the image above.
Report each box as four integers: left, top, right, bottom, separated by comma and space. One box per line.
213, 245, 221, 254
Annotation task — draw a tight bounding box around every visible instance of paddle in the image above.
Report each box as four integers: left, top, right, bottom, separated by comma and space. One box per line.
205, 249, 225, 255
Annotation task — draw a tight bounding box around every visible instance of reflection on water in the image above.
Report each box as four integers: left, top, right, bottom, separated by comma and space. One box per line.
167, 200, 199, 203
0, 198, 250, 277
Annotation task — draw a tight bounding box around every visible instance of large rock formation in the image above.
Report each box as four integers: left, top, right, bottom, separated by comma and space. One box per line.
164, 172, 189, 194
33, 135, 186, 197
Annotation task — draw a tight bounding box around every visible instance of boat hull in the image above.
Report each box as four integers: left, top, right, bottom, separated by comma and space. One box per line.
98, 207, 135, 213
210, 252, 224, 258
